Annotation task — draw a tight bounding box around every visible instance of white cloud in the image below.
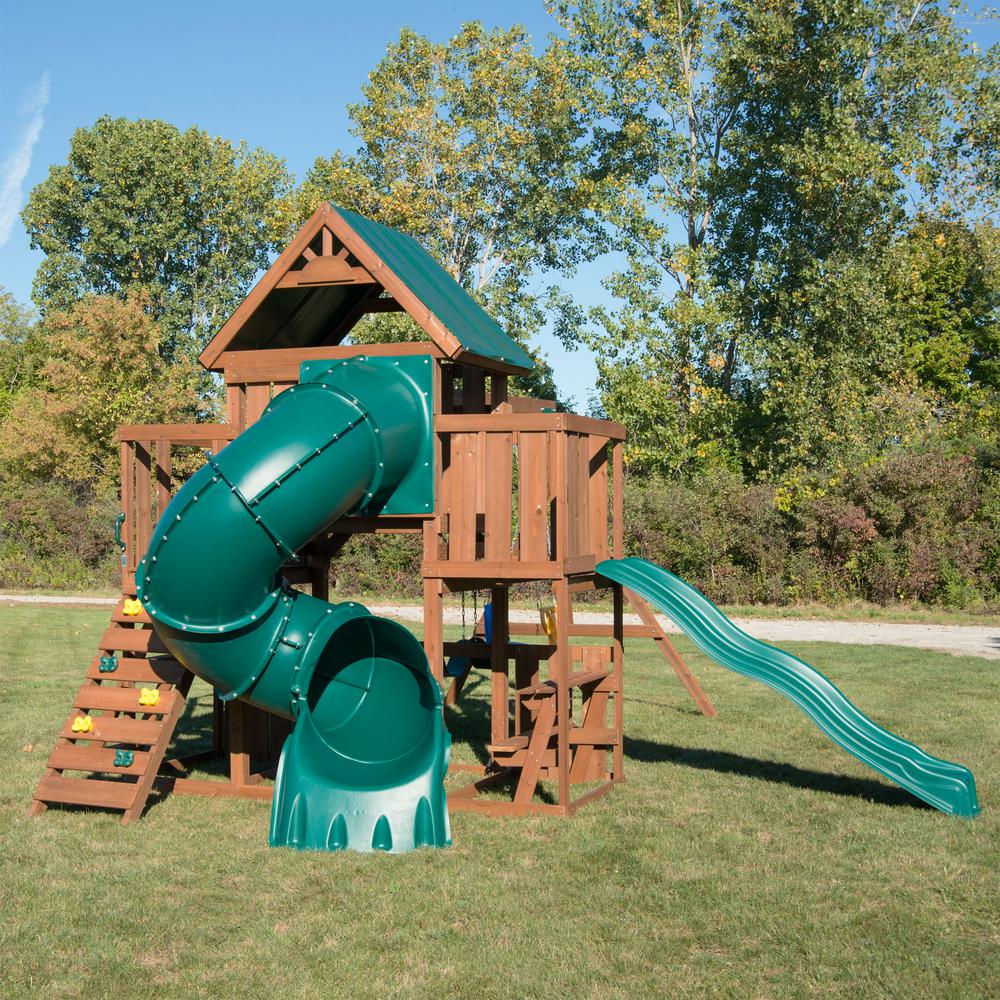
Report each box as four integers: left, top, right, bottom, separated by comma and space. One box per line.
0, 71, 51, 248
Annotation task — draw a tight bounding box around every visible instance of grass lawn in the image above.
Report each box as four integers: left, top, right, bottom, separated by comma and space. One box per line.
1, 604, 997, 999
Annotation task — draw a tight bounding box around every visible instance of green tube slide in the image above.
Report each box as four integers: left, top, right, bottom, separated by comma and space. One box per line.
597, 558, 979, 818
137, 355, 451, 853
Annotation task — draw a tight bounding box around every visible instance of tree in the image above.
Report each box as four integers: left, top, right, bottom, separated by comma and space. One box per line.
22, 117, 294, 369
0, 289, 45, 423
0, 294, 199, 495
299, 23, 596, 400
549, 0, 1000, 475
888, 218, 1000, 405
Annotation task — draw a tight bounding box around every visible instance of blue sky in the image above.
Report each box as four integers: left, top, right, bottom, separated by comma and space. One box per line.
1, 1, 997, 404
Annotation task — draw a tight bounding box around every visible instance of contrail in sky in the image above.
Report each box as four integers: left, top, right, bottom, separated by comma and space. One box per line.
0, 71, 51, 248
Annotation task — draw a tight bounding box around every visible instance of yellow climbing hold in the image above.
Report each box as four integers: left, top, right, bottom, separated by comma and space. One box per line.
138, 688, 160, 707
71, 715, 94, 733
538, 603, 557, 642
122, 598, 143, 616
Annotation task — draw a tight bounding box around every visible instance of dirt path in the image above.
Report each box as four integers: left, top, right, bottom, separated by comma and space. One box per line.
5, 593, 995, 660
366, 604, 999, 661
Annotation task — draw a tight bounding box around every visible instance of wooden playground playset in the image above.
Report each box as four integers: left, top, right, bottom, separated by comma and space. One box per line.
30, 202, 715, 829
30, 204, 978, 845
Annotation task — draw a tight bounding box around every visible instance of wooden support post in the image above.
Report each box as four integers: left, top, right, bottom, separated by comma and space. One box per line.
228, 700, 252, 787
626, 590, 717, 717
512, 697, 556, 806
554, 578, 572, 808
612, 583, 625, 782
490, 586, 509, 747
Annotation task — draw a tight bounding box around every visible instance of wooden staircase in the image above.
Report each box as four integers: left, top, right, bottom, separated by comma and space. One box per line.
488, 646, 619, 804
30, 599, 194, 824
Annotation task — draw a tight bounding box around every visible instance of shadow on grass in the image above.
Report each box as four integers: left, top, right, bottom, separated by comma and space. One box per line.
442, 671, 492, 766
624, 736, 934, 811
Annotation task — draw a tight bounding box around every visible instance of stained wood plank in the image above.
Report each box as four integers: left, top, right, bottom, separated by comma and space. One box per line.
85, 656, 185, 685
484, 432, 513, 560
588, 436, 610, 562
517, 432, 549, 561
245, 383, 271, 425
35, 775, 137, 810
59, 716, 163, 744
47, 746, 152, 777
118, 423, 237, 443
135, 442, 152, 564
627, 590, 717, 717
73, 686, 178, 715
513, 697, 556, 806
448, 433, 479, 561
100, 626, 167, 655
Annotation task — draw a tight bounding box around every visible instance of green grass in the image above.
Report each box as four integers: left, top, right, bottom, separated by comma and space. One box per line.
1, 605, 997, 1000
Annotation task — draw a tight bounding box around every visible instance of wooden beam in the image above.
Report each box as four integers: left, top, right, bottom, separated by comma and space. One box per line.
626, 590, 717, 717
435, 412, 626, 439
118, 423, 236, 443
220, 343, 444, 385
320, 284, 385, 346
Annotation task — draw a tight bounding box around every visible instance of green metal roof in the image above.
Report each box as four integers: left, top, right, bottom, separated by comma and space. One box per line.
333, 205, 535, 373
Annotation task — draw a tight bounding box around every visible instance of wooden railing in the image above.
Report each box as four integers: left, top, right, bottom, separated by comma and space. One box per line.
118, 424, 237, 593
426, 412, 625, 581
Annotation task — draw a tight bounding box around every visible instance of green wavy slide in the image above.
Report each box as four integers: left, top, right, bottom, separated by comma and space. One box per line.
597, 558, 979, 818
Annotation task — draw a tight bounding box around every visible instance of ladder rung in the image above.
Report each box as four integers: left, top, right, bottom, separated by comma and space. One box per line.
85, 656, 186, 684
73, 686, 177, 715
59, 715, 163, 745
111, 600, 151, 625
100, 626, 166, 655
489, 726, 619, 754
47, 745, 152, 776
34, 774, 137, 810
516, 669, 614, 697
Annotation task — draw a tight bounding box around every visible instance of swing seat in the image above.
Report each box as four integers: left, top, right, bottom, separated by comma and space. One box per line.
444, 655, 471, 678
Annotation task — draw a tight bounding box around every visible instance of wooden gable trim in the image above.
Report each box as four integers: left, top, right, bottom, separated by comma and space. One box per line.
199, 204, 333, 371
323, 207, 467, 361
199, 203, 519, 375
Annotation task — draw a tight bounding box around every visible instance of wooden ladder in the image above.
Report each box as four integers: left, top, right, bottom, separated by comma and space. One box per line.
30, 599, 194, 825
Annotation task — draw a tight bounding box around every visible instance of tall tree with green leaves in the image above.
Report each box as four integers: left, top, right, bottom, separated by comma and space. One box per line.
22, 116, 295, 371
300, 22, 595, 399
549, 0, 1000, 475
0, 294, 199, 495
0, 289, 44, 424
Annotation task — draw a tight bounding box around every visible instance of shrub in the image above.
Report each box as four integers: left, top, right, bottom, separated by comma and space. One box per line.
0, 479, 119, 590
621, 448, 999, 609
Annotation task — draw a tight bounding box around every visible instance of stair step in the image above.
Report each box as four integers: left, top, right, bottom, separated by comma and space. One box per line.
85, 656, 185, 685
516, 669, 615, 698
489, 727, 619, 754
100, 626, 167, 655
34, 774, 138, 810
33, 604, 195, 824
47, 746, 152, 776
73, 686, 178, 715
111, 600, 151, 625
59, 715, 163, 745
